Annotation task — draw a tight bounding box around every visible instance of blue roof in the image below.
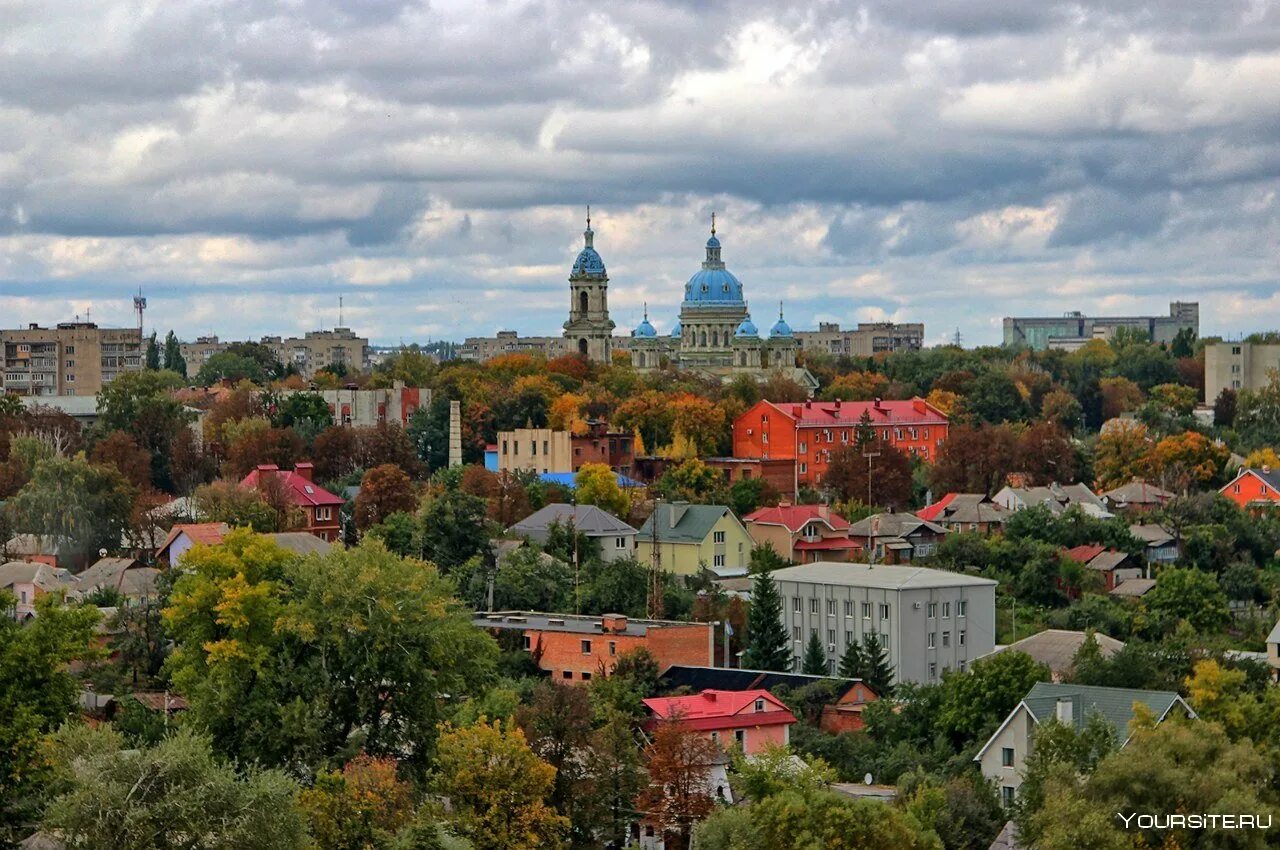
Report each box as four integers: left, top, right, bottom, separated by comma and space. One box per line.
572, 244, 606, 276
634, 318, 657, 338
770, 309, 793, 338
684, 219, 745, 306
670, 319, 682, 338
540, 472, 645, 489
735, 315, 759, 338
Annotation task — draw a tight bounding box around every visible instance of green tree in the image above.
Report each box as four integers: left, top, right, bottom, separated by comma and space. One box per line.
1013, 713, 1117, 844
490, 547, 572, 612
0, 594, 100, 840
574, 462, 629, 517
655, 458, 727, 505
938, 651, 1049, 744
844, 632, 894, 698
728, 476, 767, 517
432, 719, 568, 850
162, 330, 187, 377
145, 331, 161, 370
197, 351, 267, 386
364, 511, 418, 557
1144, 567, 1230, 633
516, 682, 596, 843
273, 391, 334, 433
585, 707, 645, 848
801, 630, 828, 675
962, 370, 1029, 424
300, 753, 441, 850
7, 455, 136, 563
417, 488, 490, 572
97, 368, 191, 488
355, 463, 418, 530
41, 725, 308, 850
741, 569, 791, 671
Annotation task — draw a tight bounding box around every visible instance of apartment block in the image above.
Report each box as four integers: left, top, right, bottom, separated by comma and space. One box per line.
279, 382, 430, 428
1204, 341, 1280, 402
181, 327, 368, 380
1002, 302, 1198, 351
769, 562, 997, 684
1, 322, 142, 397
794, 322, 925, 358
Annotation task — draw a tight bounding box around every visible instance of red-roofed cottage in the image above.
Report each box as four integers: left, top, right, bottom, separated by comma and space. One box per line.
156, 522, 230, 566
1221, 467, 1280, 512
642, 689, 796, 755
743, 503, 857, 563
733, 398, 949, 488
240, 463, 344, 542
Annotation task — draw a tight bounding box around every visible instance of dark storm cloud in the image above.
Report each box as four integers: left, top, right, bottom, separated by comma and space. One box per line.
1, 0, 1278, 345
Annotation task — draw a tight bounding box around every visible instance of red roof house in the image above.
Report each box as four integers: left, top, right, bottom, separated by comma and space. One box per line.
642, 689, 796, 755
240, 463, 344, 542
156, 522, 231, 566
1221, 467, 1280, 512
1062, 545, 1143, 592
733, 398, 948, 488
743, 503, 857, 563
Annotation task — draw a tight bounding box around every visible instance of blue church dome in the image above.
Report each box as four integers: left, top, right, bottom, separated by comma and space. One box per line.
683, 213, 745, 306
634, 304, 657, 338
571, 207, 606, 277
670, 319, 682, 338
735, 314, 759, 338
770, 304, 793, 338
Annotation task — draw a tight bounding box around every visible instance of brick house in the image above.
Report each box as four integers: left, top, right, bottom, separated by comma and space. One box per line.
473, 611, 713, 683
240, 463, 344, 541
571, 421, 635, 477
642, 689, 797, 755
732, 398, 949, 488
1220, 467, 1280, 512
742, 503, 857, 563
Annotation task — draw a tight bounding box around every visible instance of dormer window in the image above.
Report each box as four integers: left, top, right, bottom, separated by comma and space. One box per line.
754, 698, 765, 712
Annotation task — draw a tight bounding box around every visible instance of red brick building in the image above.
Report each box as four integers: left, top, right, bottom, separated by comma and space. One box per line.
1221, 467, 1280, 512
732, 398, 949, 488
571, 421, 635, 477
240, 463, 344, 542
474, 611, 713, 683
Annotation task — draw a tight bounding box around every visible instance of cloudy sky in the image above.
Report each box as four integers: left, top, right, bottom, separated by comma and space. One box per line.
2, 0, 1279, 346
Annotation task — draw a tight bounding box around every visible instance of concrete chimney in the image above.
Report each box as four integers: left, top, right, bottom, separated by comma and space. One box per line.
449, 400, 462, 468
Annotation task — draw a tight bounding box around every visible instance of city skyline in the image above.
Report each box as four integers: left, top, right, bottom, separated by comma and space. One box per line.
2, 1, 1279, 346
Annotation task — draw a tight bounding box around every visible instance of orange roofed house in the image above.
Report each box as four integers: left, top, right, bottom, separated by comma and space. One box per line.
743, 503, 857, 563
733, 398, 949, 488
240, 463, 344, 542
1221, 467, 1280, 512
642, 689, 797, 755
474, 612, 713, 683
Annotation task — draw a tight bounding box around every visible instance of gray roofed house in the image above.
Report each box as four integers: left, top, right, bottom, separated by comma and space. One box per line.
0, 560, 81, 618
986, 629, 1124, 681
635, 502, 753, 577
3, 534, 70, 566
265, 532, 335, 556
1129, 523, 1179, 564
993, 482, 1110, 518
77, 557, 161, 601
1266, 619, 1280, 681
976, 682, 1194, 801
846, 512, 948, 563
1102, 479, 1174, 512
637, 503, 737, 544
508, 503, 637, 562
1110, 577, 1157, 598
917, 493, 1012, 533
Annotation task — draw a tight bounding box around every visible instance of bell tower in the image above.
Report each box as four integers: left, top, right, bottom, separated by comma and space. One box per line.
563, 206, 616, 363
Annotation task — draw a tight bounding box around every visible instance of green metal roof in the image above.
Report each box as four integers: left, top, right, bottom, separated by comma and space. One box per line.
1023, 681, 1190, 742
636, 503, 736, 545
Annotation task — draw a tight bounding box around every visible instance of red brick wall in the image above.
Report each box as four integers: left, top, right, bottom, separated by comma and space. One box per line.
527, 623, 712, 683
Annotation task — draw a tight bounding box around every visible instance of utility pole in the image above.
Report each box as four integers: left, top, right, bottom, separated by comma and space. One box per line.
862, 440, 880, 509
648, 497, 664, 619
571, 496, 580, 615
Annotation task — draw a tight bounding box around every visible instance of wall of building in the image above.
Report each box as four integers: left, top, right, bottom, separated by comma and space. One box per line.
977, 705, 1033, 797
1003, 302, 1198, 351
497, 428, 574, 474
181, 329, 368, 380
794, 322, 925, 358
1, 323, 142, 397
1204, 342, 1280, 403
525, 623, 712, 682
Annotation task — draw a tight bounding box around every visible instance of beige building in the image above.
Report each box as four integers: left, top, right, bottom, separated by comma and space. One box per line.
1204, 341, 1280, 402
458, 331, 574, 362
182, 328, 368, 380
497, 428, 573, 474
1, 322, 143, 397
794, 322, 925, 358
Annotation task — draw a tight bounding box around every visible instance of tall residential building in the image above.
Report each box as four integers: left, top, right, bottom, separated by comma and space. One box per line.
769, 562, 997, 683
1, 322, 142, 397
562, 210, 616, 363
181, 328, 368, 380
794, 322, 925, 358
1204, 341, 1280, 402
1002, 301, 1198, 351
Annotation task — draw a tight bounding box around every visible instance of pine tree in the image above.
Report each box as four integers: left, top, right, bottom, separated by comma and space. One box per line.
838, 638, 865, 679
145, 332, 160, 370
741, 570, 790, 672
162, 330, 187, 377
801, 631, 827, 675
860, 632, 895, 697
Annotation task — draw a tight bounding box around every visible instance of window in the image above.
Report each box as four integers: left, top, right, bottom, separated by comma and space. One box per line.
959, 630, 966, 646
616, 537, 627, 549
316, 507, 332, 521
713, 530, 725, 544
609, 641, 617, 656
880, 632, 889, 650
959, 660, 967, 672
735, 730, 746, 748
581, 640, 592, 654
942, 601, 951, 618
502, 440, 508, 455
793, 597, 802, 613
522, 635, 531, 650
844, 600, 853, 617
1001, 786, 1016, 807
845, 632, 854, 646
810, 598, 819, 613
582, 671, 592, 681
827, 629, 835, 645
878, 603, 890, 621
531, 441, 537, 456
957, 600, 967, 617
754, 698, 765, 712
928, 632, 936, 649
861, 602, 871, 619
1001, 746, 1015, 767
929, 662, 937, 678
65, 345, 74, 354
792, 626, 801, 641
827, 600, 835, 616
711, 731, 719, 743
799, 441, 807, 453
799, 462, 807, 474
65, 359, 74, 367
927, 602, 937, 618
942, 631, 951, 647
543, 440, 548, 455
563, 671, 573, 680
713, 554, 725, 567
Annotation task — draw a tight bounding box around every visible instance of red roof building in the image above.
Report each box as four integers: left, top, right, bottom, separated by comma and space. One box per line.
240, 463, 344, 542
156, 522, 231, 566
733, 398, 949, 488
743, 503, 857, 563
1062, 545, 1143, 592
1221, 467, 1280, 512
642, 689, 796, 755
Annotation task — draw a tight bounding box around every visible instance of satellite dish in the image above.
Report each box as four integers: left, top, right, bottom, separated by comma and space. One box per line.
863, 773, 873, 786
98, 548, 108, 558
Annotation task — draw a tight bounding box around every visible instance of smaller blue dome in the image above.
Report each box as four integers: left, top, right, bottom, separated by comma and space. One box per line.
735, 315, 759, 338
670, 319, 682, 338
706, 234, 721, 249
634, 308, 657, 338
770, 305, 793, 338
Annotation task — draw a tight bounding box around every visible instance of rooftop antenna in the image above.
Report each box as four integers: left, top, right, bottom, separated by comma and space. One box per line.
953, 327, 962, 347
134, 288, 147, 335
339, 295, 344, 327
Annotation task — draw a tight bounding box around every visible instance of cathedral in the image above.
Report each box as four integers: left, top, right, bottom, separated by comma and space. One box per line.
562, 212, 817, 393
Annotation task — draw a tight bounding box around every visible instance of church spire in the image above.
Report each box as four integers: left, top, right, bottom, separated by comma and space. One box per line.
583, 205, 594, 248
